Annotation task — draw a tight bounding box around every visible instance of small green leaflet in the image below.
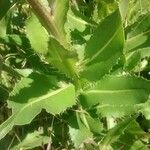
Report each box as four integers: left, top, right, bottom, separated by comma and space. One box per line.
127, 0, 150, 25
80, 75, 150, 117
65, 6, 96, 50
136, 100, 150, 120
66, 6, 96, 33
112, 120, 146, 150
125, 13, 150, 58
53, 0, 69, 38
0, 73, 76, 140
0, 18, 7, 36
80, 9, 124, 81
124, 13, 150, 71
83, 113, 103, 135
68, 110, 103, 148
26, 13, 49, 54
94, 0, 118, 21
130, 140, 149, 150
11, 130, 49, 150
68, 112, 93, 148
119, 0, 129, 22
47, 37, 78, 79
100, 116, 136, 150
124, 51, 141, 71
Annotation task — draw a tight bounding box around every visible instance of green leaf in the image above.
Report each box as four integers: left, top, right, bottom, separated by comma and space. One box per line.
127, 0, 150, 25
80, 75, 150, 117
68, 112, 93, 148
47, 37, 78, 79
26, 13, 49, 54
130, 140, 149, 150
124, 13, 150, 73
74, 0, 95, 18
126, 30, 150, 54
83, 114, 103, 135
77, 110, 103, 135
67, 110, 103, 148
119, 0, 129, 22
124, 120, 145, 136
11, 130, 49, 150
125, 13, 150, 58
112, 120, 146, 150
127, 13, 150, 38
65, 6, 96, 47
100, 116, 136, 150
66, 7, 96, 33
95, 0, 118, 21
136, 100, 150, 120
80, 9, 124, 81
0, 73, 76, 140
0, 18, 7, 36
53, 0, 69, 37
138, 47, 150, 58
124, 51, 141, 71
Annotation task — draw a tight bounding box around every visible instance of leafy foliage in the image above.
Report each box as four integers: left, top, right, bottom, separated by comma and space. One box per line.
0, 0, 150, 149
0, 72, 76, 140
11, 130, 49, 150
80, 9, 124, 81
80, 75, 150, 117
26, 13, 49, 54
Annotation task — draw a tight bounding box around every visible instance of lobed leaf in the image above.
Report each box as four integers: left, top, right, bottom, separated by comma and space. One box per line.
53, 0, 69, 37
47, 37, 78, 79
0, 73, 76, 140
100, 116, 136, 150
68, 112, 93, 148
80, 9, 124, 81
65, 6, 96, 47
127, 0, 150, 25
0, 18, 7, 36
125, 13, 150, 57
111, 119, 146, 150
11, 130, 49, 150
130, 140, 149, 150
119, 0, 129, 22
124, 13, 150, 71
26, 13, 49, 54
80, 75, 150, 117
124, 51, 141, 71
136, 100, 150, 120
94, 0, 118, 21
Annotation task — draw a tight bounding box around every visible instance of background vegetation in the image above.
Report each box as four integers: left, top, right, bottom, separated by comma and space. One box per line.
0, 0, 150, 149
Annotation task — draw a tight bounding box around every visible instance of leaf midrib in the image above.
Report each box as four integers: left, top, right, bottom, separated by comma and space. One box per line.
0, 85, 74, 140
86, 89, 146, 94
11, 84, 72, 115
127, 29, 150, 42
85, 25, 122, 65
68, 13, 96, 27
130, 13, 149, 33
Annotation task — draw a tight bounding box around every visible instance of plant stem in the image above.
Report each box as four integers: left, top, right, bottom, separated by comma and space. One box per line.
27, 0, 60, 39
27, 0, 81, 90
